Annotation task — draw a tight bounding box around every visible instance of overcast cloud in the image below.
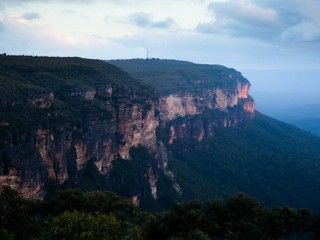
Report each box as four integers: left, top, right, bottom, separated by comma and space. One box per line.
0, 0, 319, 72
129, 12, 175, 29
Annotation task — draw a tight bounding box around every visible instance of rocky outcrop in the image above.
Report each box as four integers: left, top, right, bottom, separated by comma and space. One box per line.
28, 93, 54, 108
159, 80, 255, 144
155, 140, 181, 195
159, 81, 253, 122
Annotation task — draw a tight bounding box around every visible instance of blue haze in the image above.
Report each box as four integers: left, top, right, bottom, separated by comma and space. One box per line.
242, 69, 320, 121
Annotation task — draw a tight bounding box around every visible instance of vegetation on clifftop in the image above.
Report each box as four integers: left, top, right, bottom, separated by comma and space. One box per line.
0, 56, 157, 134
0, 56, 155, 97
110, 59, 249, 94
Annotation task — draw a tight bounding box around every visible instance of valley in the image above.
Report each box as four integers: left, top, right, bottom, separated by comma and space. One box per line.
1, 56, 320, 213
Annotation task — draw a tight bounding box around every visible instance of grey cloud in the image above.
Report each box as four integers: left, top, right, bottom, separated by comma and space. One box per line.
21, 12, 41, 20
129, 12, 175, 29
251, 0, 307, 26
196, 20, 228, 35
196, 1, 281, 39
197, 0, 320, 43
208, 1, 279, 28
197, 20, 280, 41
281, 21, 320, 42
112, 30, 315, 70
151, 18, 174, 29
130, 13, 152, 28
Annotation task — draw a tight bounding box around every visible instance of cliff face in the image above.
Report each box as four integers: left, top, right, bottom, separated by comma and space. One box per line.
0, 84, 158, 198
159, 82, 254, 119
71, 84, 159, 171
159, 80, 254, 144
0, 56, 160, 199
0, 57, 255, 206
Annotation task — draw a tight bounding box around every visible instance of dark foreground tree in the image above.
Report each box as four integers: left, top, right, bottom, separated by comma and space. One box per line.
0, 187, 319, 239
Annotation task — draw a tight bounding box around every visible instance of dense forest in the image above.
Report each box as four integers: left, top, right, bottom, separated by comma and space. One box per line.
158, 111, 320, 212
1, 187, 320, 240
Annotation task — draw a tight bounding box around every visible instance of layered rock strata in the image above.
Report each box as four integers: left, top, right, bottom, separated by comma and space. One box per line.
0, 58, 255, 203
158, 80, 255, 144
0, 84, 159, 198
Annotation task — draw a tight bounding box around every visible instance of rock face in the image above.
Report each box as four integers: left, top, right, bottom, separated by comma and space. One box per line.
0, 84, 159, 198
159, 80, 255, 144
159, 81, 254, 121
71, 85, 159, 173
0, 57, 255, 205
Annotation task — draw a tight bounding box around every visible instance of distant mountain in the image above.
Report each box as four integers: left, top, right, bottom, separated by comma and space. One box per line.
273, 104, 320, 121
245, 69, 320, 136
263, 103, 320, 136
293, 118, 320, 136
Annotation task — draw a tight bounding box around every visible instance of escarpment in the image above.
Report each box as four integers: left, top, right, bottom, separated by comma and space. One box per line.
0, 57, 255, 207
111, 59, 255, 144
0, 56, 160, 199
159, 81, 255, 144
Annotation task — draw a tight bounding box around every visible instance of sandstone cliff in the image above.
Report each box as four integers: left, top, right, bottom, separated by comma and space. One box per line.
0, 57, 255, 206
0, 56, 159, 199
0, 86, 159, 199
111, 59, 255, 145
159, 83, 254, 144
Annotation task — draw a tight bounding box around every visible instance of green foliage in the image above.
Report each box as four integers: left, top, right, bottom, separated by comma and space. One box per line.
0, 188, 135, 239
63, 145, 178, 211
223, 194, 268, 239
0, 230, 15, 240
77, 160, 109, 191
104, 146, 160, 211
0, 186, 41, 240
39, 190, 148, 240
38, 211, 123, 240
162, 111, 320, 213
266, 207, 312, 238
44, 189, 138, 221
0, 56, 156, 135
105, 147, 150, 197
110, 59, 249, 94
0, 56, 154, 96
1, 187, 320, 240
313, 214, 320, 240
147, 193, 315, 240
103, 146, 182, 211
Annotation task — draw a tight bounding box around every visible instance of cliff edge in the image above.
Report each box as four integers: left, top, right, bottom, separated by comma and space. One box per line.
1, 56, 256, 209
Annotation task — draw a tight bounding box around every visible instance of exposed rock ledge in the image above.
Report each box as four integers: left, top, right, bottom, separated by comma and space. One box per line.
159, 81, 254, 124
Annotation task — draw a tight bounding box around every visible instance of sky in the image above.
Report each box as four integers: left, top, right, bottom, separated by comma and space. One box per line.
1, 0, 320, 113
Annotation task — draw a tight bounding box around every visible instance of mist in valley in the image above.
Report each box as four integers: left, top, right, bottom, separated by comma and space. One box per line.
242, 69, 320, 134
